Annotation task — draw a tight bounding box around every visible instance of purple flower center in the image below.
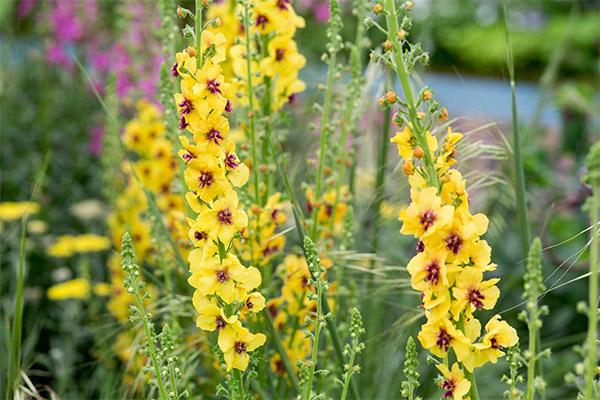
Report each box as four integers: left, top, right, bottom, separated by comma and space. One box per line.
216, 269, 228, 283
468, 288, 485, 309
436, 328, 452, 352
206, 129, 223, 145
198, 172, 213, 188
446, 233, 462, 255
234, 341, 247, 354
182, 152, 195, 163
246, 299, 254, 309
490, 337, 500, 349
224, 152, 239, 170
419, 210, 436, 231
275, 48, 285, 61
225, 99, 233, 113
255, 14, 269, 29
215, 316, 226, 330
194, 231, 207, 241
206, 79, 222, 95
442, 379, 456, 398
218, 209, 233, 225
416, 240, 425, 253
263, 245, 278, 256
171, 62, 179, 78
424, 261, 440, 285
178, 98, 193, 114
179, 116, 188, 130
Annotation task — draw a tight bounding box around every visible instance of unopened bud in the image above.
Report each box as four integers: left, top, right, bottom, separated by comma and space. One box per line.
384, 40, 393, 51
176, 7, 185, 18
373, 4, 383, 14
397, 29, 406, 40
386, 91, 397, 103
378, 96, 385, 106
202, 0, 209, 6
402, 161, 414, 175
405, 1, 413, 10
413, 146, 424, 159
423, 90, 432, 101
214, 17, 221, 27
260, 165, 268, 173
186, 47, 197, 57
324, 167, 332, 176
439, 108, 448, 121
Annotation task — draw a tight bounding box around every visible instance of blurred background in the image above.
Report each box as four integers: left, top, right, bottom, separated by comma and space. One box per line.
1, 0, 598, 398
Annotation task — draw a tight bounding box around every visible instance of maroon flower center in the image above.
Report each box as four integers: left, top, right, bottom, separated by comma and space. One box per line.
178, 98, 193, 114
490, 337, 500, 349
246, 299, 254, 309
215, 316, 226, 330
468, 288, 485, 309
179, 116, 188, 130
419, 210, 436, 231
224, 152, 239, 169
171, 62, 179, 78
194, 231, 207, 241
442, 379, 456, 398
416, 240, 425, 253
262, 245, 278, 256
182, 152, 195, 163
271, 209, 280, 221
255, 14, 269, 29
206, 79, 222, 95
424, 261, 441, 285
436, 328, 452, 352
225, 99, 233, 113
325, 204, 333, 217
216, 269, 229, 283
288, 93, 297, 104
206, 128, 224, 145
446, 233, 462, 255
234, 341, 247, 354
275, 48, 285, 61
198, 171, 213, 188
218, 209, 233, 225
276, 0, 290, 9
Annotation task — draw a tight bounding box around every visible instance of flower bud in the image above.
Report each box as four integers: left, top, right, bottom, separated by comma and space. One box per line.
397, 29, 406, 40
215, 17, 222, 27
186, 47, 197, 57
413, 146, 424, 159
386, 91, 397, 103
202, 0, 209, 6
176, 7, 185, 18
373, 4, 383, 14
384, 40, 393, 51
405, 1, 413, 10
423, 90, 432, 101
439, 107, 448, 121
402, 161, 414, 175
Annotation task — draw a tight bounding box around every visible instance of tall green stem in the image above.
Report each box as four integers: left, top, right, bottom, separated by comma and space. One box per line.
310, 50, 337, 240
527, 303, 538, 400
586, 186, 599, 399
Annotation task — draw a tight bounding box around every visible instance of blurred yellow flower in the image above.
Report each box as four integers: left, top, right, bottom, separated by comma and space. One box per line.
47, 278, 91, 300
47, 234, 111, 257
0, 201, 40, 221
27, 220, 48, 234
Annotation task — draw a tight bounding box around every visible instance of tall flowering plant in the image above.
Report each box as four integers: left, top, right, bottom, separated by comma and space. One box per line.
369, 1, 519, 398
172, 3, 266, 394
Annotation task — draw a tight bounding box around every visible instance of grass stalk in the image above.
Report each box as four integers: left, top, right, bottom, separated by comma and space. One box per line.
586, 182, 599, 399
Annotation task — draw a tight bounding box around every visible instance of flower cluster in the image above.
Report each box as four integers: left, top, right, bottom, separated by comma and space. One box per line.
208, 0, 307, 110
392, 126, 518, 384
174, 29, 265, 371
305, 186, 351, 240
46, 233, 111, 257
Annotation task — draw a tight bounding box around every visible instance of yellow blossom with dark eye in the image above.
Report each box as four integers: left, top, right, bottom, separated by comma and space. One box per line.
428, 213, 479, 263
190, 113, 230, 155
222, 140, 249, 187
260, 34, 306, 78
469, 315, 518, 369
196, 190, 248, 244
418, 316, 471, 361
399, 186, 454, 239
390, 126, 415, 160
186, 217, 209, 248
242, 292, 266, 316
451, 268, 500, 319
193, 64, 229, 112
192, 292, 239, 331
436, 363, 471, 400
218, 323, 266, 371
188, 253, 249, 303
184, 154, 231, 202
407, 249, 451, 292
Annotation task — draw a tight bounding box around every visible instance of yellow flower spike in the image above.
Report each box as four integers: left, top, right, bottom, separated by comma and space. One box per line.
47, 278, 91, 300
418, 316, 471, 361
451, 268, 500, 320
436, 363, 471, 400
218, 324, 266, 371
188, 253, 248, 304
192, 292, 240, 331
196, 190, 248, 244
399, 187, 454, 239
184, 154, 231, 202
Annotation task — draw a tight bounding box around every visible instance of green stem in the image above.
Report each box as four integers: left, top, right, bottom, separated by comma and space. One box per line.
196, 0, 202, 65
527, 305, 538, 400
304, 278, 323, 400
310, 49, 337, 240
128, 270, 168, 400
463, 368, 480, 400
383, 0, 438, 189
340, 342, 357, 400
586, 186, 599, 399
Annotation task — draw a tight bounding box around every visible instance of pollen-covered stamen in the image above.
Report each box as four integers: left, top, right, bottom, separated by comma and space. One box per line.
436, 328, 452, 352
225, 99, 233, 113
234, 341, 247, 354
171, 62, 179, 78
179, 116, 188, 130
424, 261, 441, 285
224, 152, 239, 169
216, 269, 229, 283
442, 379, 456, 398
215, 316, 227, 330
446, 233, 462, 255
419, 210, 436, 231
255, 14, 269, 29
275, 48, 285, 61
467, 287, 485, 309
416, 240, 425, 253
206, 128, 224, 145
198, 171, 214, 188
194, 231, 207, 241
178, 98, 193, 114
206, 79, 222, 95
218, 209, 233, 225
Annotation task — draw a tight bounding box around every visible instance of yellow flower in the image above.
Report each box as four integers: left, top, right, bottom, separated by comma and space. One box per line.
201, 30, 227, 65
436, 363, 471, 400
194, 64, 229, 112
472, 315, 518, 368
390, 126, 415, 161
93, 282, 112, 296
428, 213, 479, 264
260, 34, 306, 78
242, 292, 266, 315
222, 140, 249, 187
47, 234, 110, 257
192, 291, 240, 331
418, 316, 471, 361
451, 268, 500, 320
190, 113, 230, 155
47, 278, 90, 300
196, 190, 248, 244
217, 323, 266, 371
399, 187, 454, 239
406, 250, 450, 292
184, 154, 231, 202
0, 201, 40, 221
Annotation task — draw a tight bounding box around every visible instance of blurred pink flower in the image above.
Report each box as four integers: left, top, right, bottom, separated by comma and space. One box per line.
17, 0, 37, 19
88, 125, 104, 156
46, 43, 72, 69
